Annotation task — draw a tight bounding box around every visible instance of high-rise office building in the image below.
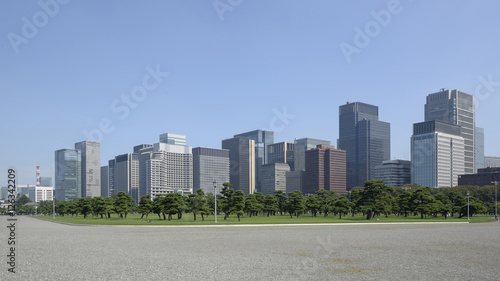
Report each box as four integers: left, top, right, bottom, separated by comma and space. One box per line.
425, 89, 475, 174
113, 153, 140, 203
374, 160, 411, 187
261, 163, 290, 195
145, 142, 193, 197
234, 130, 274, 192
338, 102, 391, 190
305, 144, 346, 194
485, 156, 500, 168
268, 142, 294, 170
101, 166, 109, 197
411, 120, 465, 188
108, 159, 115, 196
134, 144, 154, 198
475, 127, 485, 172
294, 138, 331, 171
159, 133, 186, 145
55, 149, 81, 201
222, 136, 256, 196
286, 170, 305, 195
193, 147, 230, 195
39, 177, 52, 187
75, 140, 101, 198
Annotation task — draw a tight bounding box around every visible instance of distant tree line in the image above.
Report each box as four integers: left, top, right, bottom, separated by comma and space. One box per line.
2, 180, 498, 220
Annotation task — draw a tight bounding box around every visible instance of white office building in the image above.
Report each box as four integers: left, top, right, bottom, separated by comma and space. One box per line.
28, 186, 54, 202
411, 120, 465, 188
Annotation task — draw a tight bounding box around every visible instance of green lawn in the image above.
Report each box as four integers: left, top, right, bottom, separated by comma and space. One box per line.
34, 213, 495, 225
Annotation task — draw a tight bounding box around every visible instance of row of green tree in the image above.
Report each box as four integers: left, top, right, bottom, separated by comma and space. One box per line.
2, 180, 498, 220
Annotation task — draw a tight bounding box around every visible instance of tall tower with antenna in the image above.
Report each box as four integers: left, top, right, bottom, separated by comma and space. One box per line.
36, 165, 40, 187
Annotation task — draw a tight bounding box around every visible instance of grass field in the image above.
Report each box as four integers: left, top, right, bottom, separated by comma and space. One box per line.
34, 212, 495, 225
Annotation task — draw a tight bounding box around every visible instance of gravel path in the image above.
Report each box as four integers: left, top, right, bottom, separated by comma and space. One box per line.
1, 216, 499, 280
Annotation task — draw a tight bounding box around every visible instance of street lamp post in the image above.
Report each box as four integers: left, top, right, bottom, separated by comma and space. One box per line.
492, 181, 498, 221
213, 181, 217, 224
467, 191, 470, 221
53, 190, 55, 219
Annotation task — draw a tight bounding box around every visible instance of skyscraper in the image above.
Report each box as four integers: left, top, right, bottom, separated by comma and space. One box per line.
411, 120, 465, 188
108, 159, 115, 196
145, 142, 193, 197
134, 144, 154, 198
39, 177, 52, 187
267, 142, 294, 170
113, 153, 140, 203
234, 130, 274, 192
222, 136, 256, 196
338, 102, 391, 190
101, 166, 109, 197
293, 138, 331, 171
192, 147, 230, 195
75, 140, 101, 198
261, 163, 290, 195
55, 149, 81, 201
425, 89, 475, 174
475, 127, 485, 172
305, 144, 346, 194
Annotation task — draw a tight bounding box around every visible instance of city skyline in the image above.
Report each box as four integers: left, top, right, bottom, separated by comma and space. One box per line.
2, 1, 500, 185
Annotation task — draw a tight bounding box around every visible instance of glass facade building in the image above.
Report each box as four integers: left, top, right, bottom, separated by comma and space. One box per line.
260, 163, 290, 195
475, 127, 485, 172
55, 149, 81, 201
100, 166, 109, 197
112, 153, 140, 203
222, 136, 256, 196
293, 138, 331, 172
374, 160, 411, 187
338, 102, 391, 190
234, 130, 274, 191
267, 142, 294, 170
159, 133, 186, 146
192, 147, 230, 195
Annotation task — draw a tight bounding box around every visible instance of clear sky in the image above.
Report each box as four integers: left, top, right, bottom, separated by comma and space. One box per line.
2, 0, 500, 186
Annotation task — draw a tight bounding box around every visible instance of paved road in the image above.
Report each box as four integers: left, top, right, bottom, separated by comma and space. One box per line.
1, 216, 499, 280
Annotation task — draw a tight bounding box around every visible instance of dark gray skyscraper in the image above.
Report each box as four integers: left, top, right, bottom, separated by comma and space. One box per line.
338, 102, 390, 190
193, 147, 230, 195
234, 130, 274, 192
222, 136, 255, 196
425, 89, 475, 174
55, 149, 81, 201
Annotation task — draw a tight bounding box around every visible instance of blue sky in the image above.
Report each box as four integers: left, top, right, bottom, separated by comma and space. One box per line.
1, 0, 500, 186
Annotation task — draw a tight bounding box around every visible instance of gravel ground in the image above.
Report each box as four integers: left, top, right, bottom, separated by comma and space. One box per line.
1, 216, 499, 280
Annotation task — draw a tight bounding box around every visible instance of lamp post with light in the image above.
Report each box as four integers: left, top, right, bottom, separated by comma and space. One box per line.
492, 181, 498, 221
213, 181, 217, 224
467, 191, 470, 221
